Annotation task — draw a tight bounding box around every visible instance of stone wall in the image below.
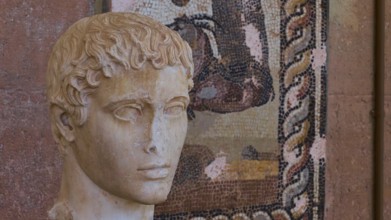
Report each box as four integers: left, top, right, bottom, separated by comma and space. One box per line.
326, 0, 374, 219
326, 0, 391, 219
384, 0, 391, 217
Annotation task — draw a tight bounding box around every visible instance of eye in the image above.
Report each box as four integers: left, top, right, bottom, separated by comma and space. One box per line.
164, 102, 185, 116
113, 104, 142, 122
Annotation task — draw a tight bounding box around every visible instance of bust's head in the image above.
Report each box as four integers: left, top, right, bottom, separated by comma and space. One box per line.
46, 12, 193, 207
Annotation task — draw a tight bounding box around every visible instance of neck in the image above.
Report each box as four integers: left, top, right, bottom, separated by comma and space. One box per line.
49, 151, 154, 220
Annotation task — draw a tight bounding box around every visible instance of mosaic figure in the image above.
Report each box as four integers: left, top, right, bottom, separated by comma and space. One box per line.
113, 0, 274, 115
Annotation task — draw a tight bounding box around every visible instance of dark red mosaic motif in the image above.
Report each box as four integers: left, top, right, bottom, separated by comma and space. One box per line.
167, 0, 274, 114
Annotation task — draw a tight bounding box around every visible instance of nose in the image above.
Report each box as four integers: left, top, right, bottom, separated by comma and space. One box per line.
142, 112, 165, 154
144, 144, 157, 154
172, 0, 190, 7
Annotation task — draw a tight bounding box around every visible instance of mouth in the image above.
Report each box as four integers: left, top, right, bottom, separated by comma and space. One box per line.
137, 163, 171, 180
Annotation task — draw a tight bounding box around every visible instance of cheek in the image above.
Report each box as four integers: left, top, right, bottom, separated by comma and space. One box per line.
88, 112, 141, 166
164, 116, 187, 151
94, 110, 145, 145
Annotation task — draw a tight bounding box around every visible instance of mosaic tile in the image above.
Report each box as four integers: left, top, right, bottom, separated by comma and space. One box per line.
110, 0, 327, 219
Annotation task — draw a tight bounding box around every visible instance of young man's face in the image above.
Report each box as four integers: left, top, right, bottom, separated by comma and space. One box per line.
72, 62, 189, 204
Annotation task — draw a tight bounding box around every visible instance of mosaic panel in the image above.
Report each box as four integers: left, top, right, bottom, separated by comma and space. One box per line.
110, 0, 327, 219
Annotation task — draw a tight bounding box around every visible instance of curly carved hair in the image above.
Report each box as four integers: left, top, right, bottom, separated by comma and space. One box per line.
46, 12, 194, 144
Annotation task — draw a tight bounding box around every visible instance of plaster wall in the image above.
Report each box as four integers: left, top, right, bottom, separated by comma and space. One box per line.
0, 1, 93, 219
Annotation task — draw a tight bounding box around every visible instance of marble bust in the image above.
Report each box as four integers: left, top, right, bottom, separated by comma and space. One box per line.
46, 12, 194, 220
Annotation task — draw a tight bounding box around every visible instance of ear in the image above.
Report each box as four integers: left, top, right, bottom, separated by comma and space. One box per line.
51, 104, 75, 142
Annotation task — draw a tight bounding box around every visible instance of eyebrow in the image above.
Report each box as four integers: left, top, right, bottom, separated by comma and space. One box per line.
103, 98, 143, 111
104, 95, 190, 110
167, 96, 190, 106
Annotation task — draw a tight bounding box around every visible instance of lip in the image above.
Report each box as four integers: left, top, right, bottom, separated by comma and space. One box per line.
137, 163, 171, 180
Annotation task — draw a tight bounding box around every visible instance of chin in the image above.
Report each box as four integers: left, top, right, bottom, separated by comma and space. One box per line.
122, 183, 172, 205
131, 191, 169, 205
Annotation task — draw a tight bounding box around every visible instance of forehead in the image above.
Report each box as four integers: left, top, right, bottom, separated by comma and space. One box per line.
93, 64, 189, 105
